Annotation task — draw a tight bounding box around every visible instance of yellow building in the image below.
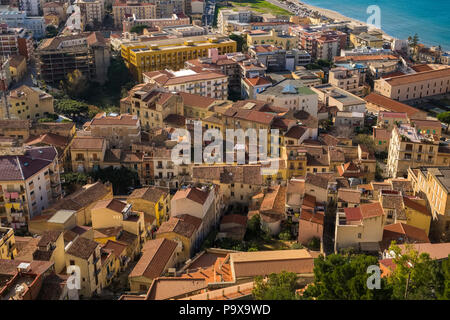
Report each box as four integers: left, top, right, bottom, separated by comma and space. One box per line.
7, 85, 54, 120
350, 31, 383, 48
247, 30, 297, 50
32, 230, 66, 273
121, 35, 237, 81
387, 124, 439, 178
127, 186, 170, 227
155, 216, 200, 263
93, 226, 140, 261
403, 197, 432, 236
408, 167, 450, 237
9, 55, 27, 83
38, 181, 113, 228
70, 136, 107, 173
120, 83, 183, 130
286, 147, 307, 179
65, 237, 103, 298
128, 238, 178, 292
91, 199, 146, 245
0, 227, 17, 259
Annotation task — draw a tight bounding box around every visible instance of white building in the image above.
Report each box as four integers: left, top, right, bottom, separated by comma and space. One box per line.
0, 6, 45, 38
0, 146, 61, 229
334, 202, 385, 252
311, 84, 367, 113
256, 79, 319, 116
19, 0, 41, 16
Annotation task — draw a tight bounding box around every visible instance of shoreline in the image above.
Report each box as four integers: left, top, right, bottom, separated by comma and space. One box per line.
278, 0, 396, 42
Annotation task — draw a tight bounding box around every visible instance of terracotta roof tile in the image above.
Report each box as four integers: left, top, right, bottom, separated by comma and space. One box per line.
129, 238, 177, 280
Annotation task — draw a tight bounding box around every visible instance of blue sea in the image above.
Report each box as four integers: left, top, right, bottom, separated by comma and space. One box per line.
301, 0, 450, 50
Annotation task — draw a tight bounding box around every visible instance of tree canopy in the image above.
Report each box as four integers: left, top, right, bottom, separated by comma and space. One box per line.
354, 134, 376, 154
301, 253, 392, 300
45, 25, 58, 38
61, 69, 89, 99
437, 112, 450, 133
89, 166, 140, 195
54, 99, 89, 117
130, 25, 149, 34
61, 172, 89, 194
229, 34, 248, 52
253, 271, 299, 300
387, 243, 448, 300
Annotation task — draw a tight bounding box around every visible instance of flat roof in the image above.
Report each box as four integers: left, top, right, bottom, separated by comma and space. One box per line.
47, 210, 76, 224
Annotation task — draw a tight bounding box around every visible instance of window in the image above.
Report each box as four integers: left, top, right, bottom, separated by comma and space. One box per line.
357, 233, 362, 239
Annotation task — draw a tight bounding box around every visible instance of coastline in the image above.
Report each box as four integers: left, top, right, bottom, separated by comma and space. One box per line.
280, 0, 396, 42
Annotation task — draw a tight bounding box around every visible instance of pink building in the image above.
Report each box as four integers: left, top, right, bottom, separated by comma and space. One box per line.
298, 194, 324, 245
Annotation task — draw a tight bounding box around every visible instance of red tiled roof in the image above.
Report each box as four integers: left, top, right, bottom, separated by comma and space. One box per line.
244, 77, 271, 86
364, 93, 425, 118
129, 238, 177, 280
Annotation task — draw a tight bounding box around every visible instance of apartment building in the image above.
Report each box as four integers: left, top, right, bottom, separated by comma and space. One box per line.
0, 25, 34, 59
171, 185, 219, 244
0, 226, 17, 259
143, 68, 228, 100
5, 85, 54, 121
9, 54, 27, 83
335, 202, 385, 252
248, 45, 311, 72
122, 13, 190, 32
408, 166, 450, 235
246, 30, 297, 51
75, 0, 105, 28
83, 113, 141, 149
18, 0, 40, 16
217, 9, 251, 34
311, 84, 366, 113
0, 7, 45, 38
36, 32, 111, 85
374, 67, 450, 101
127, 186, 170, 226
387, 123, 439, 178
91, 199, 146, 244
256, 79, 318, 116
192, 165, 264, 204
185, 49, 242, 93
292, 26, 347, 61
121, 35, 236, 81
70, 136, 107, 173
120, 83, 183, 130
113, 0, 156, 27
65, 237, 103, 298
43, 2, 66, 21
349, 30, 383, 48
0, 146, 61, 228
328, 66, 366, 96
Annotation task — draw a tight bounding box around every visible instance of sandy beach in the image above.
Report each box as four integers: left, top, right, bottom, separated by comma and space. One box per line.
284, 0, 396, 41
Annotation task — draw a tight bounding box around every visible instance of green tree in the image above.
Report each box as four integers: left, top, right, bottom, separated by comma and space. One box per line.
408, 33, 420, 60
301, 253, 392, 300
387, 243, 447, 300
229, 33, 248, 52
437, 111, 450, 133
130, 25, 149, 34
354, 134, 376, 154
61, 172, 89, 194
63, 69, 88, 99
253, 271, 299, 300
245, 214, 262, 240
89, 166, 139, 195
55, 99, 89, 117
45, 25, 58, 38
